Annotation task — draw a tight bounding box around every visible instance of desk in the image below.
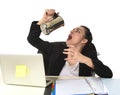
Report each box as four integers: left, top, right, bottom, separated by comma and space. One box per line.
0, 70, 120, 95
0, 83, 45, 95
44, 78, 120, 95
102, 78, 120, 95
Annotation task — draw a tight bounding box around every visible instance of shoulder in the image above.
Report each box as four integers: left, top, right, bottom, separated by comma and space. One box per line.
82, 43, 97, 57
52, 41, 66, 46
37, 41, 66, 53
51, 41, 67, 49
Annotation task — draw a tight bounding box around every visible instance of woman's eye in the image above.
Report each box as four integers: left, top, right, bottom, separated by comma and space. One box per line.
76, 29, 81, 33
72, 28, 81, 33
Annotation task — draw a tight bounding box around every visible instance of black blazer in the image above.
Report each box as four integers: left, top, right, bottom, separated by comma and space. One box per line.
27, 21, 113, 78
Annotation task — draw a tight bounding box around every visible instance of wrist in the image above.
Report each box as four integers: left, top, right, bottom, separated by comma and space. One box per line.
84, 57, 94, 69
37, 19, 46, 25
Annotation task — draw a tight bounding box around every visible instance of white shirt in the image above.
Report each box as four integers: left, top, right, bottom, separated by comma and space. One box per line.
59, 61, 79, 76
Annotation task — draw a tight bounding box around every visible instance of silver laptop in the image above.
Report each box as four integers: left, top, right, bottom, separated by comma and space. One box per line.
0, 54, 53, 87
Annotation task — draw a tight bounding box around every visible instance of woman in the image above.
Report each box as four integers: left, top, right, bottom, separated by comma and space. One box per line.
27, 9, 113, 78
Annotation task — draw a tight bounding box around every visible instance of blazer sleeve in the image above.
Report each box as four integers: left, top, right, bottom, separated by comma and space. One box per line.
83, 43, 113, 78
27, 21, 54, 56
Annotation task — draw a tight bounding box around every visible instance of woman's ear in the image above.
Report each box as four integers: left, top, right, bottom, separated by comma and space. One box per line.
82, 38, 88, 44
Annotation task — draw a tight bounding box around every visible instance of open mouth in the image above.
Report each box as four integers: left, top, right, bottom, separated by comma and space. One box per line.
67, 34, 72, 41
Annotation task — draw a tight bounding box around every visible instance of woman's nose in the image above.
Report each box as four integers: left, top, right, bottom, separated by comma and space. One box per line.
70, 30, 74, 33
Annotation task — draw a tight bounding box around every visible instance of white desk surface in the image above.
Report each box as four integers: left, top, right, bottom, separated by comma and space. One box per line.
0, 68, 120, 95
0, 83, 45, 95
102, 78, 120, 95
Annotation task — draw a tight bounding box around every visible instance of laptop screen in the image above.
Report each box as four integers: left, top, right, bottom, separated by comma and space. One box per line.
0, 54, 52, 87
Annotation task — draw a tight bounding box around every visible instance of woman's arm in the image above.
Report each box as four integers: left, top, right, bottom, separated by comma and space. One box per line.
63, 44, 113, 78
27, 9, 56, 54
27, 21, 54, 55
85, 43, 113, 78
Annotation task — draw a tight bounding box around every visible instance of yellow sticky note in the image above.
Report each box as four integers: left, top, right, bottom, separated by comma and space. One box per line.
16, 65, 28, 78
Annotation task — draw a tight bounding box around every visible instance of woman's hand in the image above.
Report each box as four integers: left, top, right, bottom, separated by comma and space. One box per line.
37, 9, 55, 25
63, 45, 94, 68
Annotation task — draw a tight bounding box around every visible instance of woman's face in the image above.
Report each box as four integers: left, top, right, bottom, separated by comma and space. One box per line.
66, 26, 88, 46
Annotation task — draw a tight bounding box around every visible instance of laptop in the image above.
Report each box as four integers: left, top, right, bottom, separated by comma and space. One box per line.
0, 54, 53, 87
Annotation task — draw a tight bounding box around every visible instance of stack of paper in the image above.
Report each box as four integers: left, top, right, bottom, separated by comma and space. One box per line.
53, 77, 108, 95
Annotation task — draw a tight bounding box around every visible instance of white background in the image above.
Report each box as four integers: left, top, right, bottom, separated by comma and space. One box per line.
0, 0, 120, 78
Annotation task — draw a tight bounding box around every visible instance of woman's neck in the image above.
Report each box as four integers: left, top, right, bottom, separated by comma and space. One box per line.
74, 44, 85, 52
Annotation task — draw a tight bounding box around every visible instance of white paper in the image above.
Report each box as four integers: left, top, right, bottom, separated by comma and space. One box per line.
55, 77, 108, 95
85, 77, 108, 94
56, 78, 93, 95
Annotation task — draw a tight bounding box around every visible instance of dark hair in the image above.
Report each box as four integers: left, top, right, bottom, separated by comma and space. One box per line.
81, 25, 93, 44
81, 26, 97, 57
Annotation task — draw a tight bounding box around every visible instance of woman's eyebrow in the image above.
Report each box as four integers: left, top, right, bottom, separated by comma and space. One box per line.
77, 28, 82, 32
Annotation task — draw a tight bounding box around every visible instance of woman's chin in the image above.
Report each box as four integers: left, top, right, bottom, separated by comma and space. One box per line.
66, 41, 71, 45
